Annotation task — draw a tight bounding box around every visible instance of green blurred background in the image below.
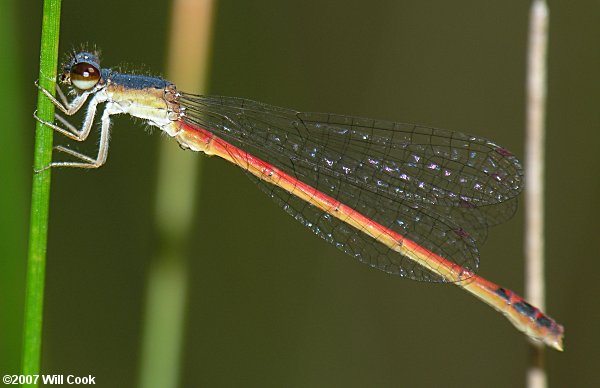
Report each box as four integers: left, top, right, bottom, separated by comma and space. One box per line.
1, 0, 599, 387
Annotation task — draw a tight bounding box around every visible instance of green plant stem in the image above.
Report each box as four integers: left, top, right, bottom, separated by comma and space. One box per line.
139, 2, 216, 386
22, 0, 61, 382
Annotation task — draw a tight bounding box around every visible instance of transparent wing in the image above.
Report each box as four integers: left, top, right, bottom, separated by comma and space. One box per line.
180, 94, 524, 282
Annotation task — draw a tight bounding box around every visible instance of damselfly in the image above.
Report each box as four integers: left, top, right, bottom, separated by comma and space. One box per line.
35, 50, 564, 350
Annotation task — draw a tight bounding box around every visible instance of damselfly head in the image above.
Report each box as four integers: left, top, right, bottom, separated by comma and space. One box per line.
61, 51, 102, 91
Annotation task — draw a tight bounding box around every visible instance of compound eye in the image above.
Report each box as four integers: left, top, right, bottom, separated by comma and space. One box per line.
70, 62, 100, 90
